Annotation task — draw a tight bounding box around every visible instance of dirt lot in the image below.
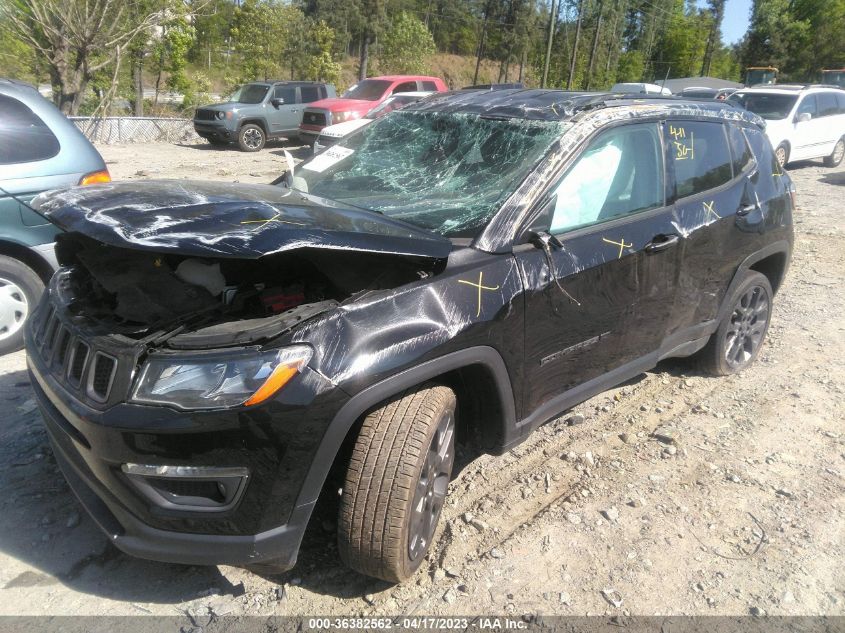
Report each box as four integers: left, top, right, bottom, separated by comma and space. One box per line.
0, 140, 842, 620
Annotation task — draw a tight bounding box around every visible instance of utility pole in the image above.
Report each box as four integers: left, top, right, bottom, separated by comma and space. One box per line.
584, 0, 603, 90
473, 1, 491, 86
541, 0, 557, 88
567, 0, 583, 90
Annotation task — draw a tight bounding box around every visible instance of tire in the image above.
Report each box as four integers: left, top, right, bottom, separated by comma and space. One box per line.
823, 137, 845, 167
338, 384, 457, 582
774, 143, 789, 169
695, 271, 773, 377
237, 124, 265, 152
0, 255, 44, 355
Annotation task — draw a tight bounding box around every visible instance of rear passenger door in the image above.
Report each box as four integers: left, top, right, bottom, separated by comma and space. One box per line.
518, 122, 680, 416
666, 119, 755, 331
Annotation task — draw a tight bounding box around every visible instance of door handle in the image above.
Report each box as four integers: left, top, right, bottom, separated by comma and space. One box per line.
644, 234, 679, 254
736, 202, 757, 217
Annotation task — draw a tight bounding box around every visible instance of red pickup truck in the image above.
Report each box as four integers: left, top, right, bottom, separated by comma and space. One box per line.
298, 75, 448, 145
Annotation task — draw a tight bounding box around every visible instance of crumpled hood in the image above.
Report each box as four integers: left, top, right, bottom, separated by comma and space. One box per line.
32, 180, 452, 260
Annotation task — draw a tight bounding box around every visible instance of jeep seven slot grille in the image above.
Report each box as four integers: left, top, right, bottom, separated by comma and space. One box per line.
194, 108, 217, 121
32, 304, 122, 404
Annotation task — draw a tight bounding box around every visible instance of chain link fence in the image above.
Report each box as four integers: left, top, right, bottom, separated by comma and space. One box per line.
69, 117, 202, 145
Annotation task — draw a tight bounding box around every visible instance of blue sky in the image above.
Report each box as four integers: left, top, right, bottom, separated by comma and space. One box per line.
716, 0, 752, 44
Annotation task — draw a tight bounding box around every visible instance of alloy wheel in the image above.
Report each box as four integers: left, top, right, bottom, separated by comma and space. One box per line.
243, 128, 263, 150
833, 140, 845, 165
775, 146, 787, 168
0, 278, 28, 341
408, 409, 455, 561
724, 285, 769, 370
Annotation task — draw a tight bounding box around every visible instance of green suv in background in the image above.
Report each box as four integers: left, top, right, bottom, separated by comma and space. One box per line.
193, 81, 336, 151
0, 79, 110, 355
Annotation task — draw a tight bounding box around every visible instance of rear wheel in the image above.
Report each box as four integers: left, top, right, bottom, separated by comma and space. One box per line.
338, 384, 456, 582
823, 137, 845, 167
238, 124, 265, 152
695, 271, 773, 376
0, 255, 44, 355
774, 143, 789, 168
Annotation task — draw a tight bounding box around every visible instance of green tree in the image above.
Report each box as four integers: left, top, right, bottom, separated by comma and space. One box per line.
379, 12, 436, 75
305, 20, 342, 83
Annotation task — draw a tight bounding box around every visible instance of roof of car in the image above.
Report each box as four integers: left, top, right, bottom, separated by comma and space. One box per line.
0, 78, 40, 95
404, 89, 764, 126
737, 84, 844, 94
369, 75, 442, 81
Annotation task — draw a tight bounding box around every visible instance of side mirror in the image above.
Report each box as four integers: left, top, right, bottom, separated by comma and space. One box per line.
795, 112, 811, 123
271, 97, 285, 108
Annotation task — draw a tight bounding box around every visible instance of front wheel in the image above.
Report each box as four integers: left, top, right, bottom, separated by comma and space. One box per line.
0, 255, 44, 355
823, 137, 845, 167
695, 271, 773, 376
238, 124, 265, 152
775, 143, 789, 169
338, 384, 456, 582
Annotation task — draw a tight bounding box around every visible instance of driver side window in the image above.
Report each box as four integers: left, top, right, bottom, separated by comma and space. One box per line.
549, 123, 664, 234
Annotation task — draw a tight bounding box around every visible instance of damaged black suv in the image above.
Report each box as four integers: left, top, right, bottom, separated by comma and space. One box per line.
26, 90, 793, 583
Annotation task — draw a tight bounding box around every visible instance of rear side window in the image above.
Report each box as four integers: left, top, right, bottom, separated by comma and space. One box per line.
273, 86, 296, 103
300, 86, 321, 103
817, 92, 839, 117
550, 123, 664, 233
0, 94, 61, 165
728, 124, 753, 175
666, 120, 732, 199
421, 81, 438, 91
392, 81, 417, 94
743, 127, 782, 199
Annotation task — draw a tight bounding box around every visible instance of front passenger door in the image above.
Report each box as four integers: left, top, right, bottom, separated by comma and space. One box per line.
517, 122, 681, 420
267, 85, 300, 134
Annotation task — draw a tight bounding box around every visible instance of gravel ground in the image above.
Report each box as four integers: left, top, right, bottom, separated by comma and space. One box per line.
0, 140, 842, 619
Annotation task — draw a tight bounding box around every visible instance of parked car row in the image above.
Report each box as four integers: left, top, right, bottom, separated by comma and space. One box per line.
193, 75, 448, 152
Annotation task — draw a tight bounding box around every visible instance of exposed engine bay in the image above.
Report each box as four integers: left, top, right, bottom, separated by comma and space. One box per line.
54, 232, 439, 349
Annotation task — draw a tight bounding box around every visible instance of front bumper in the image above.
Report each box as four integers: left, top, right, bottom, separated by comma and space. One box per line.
24, 295, 347, 568
193, 121, 237, 142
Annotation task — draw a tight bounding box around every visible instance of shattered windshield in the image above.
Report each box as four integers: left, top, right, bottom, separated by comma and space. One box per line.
293, 111, 566, 237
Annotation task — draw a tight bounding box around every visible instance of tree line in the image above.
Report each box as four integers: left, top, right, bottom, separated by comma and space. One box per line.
0, 0, 842, 116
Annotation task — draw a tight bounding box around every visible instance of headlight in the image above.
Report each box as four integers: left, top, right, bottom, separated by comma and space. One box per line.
131, 345, 312, 410
332, 111, 360, 123
215, 111, 226, 120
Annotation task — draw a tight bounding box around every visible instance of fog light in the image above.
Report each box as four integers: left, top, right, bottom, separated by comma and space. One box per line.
121, 463, 249, 512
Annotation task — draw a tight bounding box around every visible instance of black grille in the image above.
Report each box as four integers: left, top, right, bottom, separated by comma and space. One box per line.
68, 342, 89, 386
32, 301, 124, 405
90, 353, 117, 400
55, 328, 72, 368
303, 110, 327, 126
194, 108, 217, 121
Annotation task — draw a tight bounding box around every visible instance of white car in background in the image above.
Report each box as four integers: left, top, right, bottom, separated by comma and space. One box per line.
729, 85, 845, 168
313, 91, 433, 153
610, 82, 672, 96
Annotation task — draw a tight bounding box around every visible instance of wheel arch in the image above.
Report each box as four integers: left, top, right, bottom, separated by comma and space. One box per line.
719, 241, 791, 322
238, 118, 268, 134
0, 239, 55, 284
292, 346, 516, 511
